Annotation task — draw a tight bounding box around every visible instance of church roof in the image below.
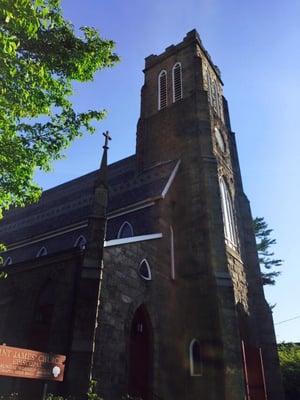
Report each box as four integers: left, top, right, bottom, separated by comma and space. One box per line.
0, 155, 178, 246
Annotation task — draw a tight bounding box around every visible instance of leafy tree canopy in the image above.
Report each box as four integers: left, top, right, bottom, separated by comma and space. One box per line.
278, 343, 300, 400
0, 0, 119, 218
253, 216, 282, 285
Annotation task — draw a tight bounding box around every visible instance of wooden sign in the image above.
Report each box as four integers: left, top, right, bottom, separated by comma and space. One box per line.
0, 345, 66, 381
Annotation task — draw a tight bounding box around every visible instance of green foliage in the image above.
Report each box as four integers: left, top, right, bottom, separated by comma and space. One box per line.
0, 0, 119, 216
0, 270, 8, 279
87, 380, 103, 400
44, 380, 141, 400
46, 394, 65, 400
0, 393, 18, 400
0, 381, 140, 400
253, 216, 282, 285
278, 343, 300, 400
0, 243, 7, 279
45, 380, 103, 400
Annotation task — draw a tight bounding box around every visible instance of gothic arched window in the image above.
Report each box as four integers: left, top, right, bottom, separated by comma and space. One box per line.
36, 246, 48, 258
158, 70, 167, 110
207, 73, 212, 104
29, 280, 56, 351
189, 339, 202, 376
219, 177, 238, 248
4, 257, 12, 266
74, 235, 87, 250
117, 221, 134, 239
138, 259, 152, 281
212, 80, 217, 110
172, 62, 182, 102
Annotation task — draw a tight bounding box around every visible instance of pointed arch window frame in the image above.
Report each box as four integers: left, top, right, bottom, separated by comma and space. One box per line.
36, 246, 48, 258
117, 221, 134, 239
189, 338, 203, 377
74, 235, 87, 250
172, 62, 183, 103
138, 258, 152, 281
4, 257, 12, 266
158, 69, 167, 110
219, 177, 238, 249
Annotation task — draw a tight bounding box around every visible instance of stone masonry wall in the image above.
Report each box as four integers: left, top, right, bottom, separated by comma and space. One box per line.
0, 251, 82, 399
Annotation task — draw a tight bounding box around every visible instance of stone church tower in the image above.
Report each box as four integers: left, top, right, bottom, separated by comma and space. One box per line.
0, 30, 284, 400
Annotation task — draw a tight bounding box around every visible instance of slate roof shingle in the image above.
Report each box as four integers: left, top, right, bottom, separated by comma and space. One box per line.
0, 155, 178, 246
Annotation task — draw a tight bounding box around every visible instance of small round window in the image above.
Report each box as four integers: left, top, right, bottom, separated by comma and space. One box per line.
138, 259, 152, 281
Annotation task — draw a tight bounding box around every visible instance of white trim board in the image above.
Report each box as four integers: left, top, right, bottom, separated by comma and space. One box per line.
105, 233, 163, 248
4, 222, 89, 251
161, 160, 181, 198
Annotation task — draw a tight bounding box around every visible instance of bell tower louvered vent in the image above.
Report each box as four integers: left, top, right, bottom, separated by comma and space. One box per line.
158, 70, 167, 110
173, 63, 182, 102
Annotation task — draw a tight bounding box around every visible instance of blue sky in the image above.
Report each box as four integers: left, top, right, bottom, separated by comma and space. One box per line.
35, 0, 300, 342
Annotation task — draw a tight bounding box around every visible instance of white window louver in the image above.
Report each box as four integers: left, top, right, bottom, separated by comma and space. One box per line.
158, 70, 167, 110
173, 63, 182, 102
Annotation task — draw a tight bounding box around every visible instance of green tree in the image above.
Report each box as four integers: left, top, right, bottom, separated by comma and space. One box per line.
278, 343, 300, 400
45, 380, 139, 400
253, 216, 282, 285
0, 0, 119, 218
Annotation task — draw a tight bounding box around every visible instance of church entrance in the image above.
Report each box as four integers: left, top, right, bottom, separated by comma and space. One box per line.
241, 341, 268, 400
21, 281, 56, 400
237, 305, 267, 400
128, 305, 153, 400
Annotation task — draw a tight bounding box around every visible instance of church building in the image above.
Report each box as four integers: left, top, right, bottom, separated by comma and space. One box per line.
0, 30, 284, 400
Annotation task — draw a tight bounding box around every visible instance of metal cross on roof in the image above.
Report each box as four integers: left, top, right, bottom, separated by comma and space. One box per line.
103, 131, 112, 149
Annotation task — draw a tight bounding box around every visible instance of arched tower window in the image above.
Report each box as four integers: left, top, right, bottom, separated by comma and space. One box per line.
212, 80, 217, 110
36, 246, 48, 258
207, 73, 212, 103
172, 62, 182, 102
189, 339, 202, 376
158, 70, 167, 110
4, 257, 12, 266
117, 221, 134, 239
74, 235, 87, 250
138, 259, 152, 281
219, 177, 238, 248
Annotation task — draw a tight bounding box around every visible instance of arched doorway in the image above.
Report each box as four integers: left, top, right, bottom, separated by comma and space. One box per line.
29, 280, 55, 351
128, 305, 153, 400
21, 281, 56, 400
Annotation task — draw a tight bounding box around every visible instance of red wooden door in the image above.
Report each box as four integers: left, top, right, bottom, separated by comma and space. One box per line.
241, 341, 268, 400
128, 306, 152, 400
